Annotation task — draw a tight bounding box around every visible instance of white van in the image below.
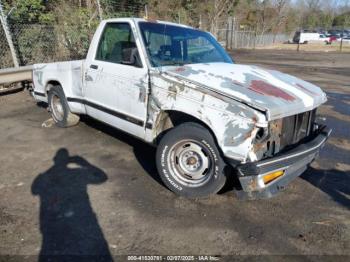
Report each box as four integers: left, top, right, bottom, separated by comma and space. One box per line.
293, 31, 320, 44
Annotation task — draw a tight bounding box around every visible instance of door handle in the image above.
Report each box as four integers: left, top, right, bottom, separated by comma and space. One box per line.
90, 64, 98, 70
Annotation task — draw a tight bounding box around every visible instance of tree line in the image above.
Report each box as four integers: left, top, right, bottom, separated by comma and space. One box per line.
1, 0, 349, 66
2, 0, 350, 32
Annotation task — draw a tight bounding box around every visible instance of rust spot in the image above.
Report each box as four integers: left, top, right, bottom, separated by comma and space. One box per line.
252, 116, 258, 124
253, 141, 266, 153
295, 83, 317, 95
244, 128, 255, 140
249, 80, 295, 101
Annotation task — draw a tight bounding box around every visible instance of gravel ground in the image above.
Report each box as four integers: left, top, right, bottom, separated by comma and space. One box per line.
0, 50, 349, 260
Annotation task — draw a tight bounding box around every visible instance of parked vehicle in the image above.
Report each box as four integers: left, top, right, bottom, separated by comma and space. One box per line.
325, 35, 338, 45
342, 36, 350, 42
31, 18, 331, 199
293, 31, 320, 44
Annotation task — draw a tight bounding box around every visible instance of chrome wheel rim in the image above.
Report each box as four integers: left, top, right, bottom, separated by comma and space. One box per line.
167, 140, 213, 187
51, 94, 64, 122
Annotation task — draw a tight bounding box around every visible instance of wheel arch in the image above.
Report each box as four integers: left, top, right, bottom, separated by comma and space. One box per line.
45, 80, 62, 95
154, 110, 220, 147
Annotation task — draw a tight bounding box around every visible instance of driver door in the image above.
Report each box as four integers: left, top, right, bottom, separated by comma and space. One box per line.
84, 22, 149, 139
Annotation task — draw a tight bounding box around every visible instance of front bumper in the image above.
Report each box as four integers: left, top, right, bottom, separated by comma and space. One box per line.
234, 126, 331, 200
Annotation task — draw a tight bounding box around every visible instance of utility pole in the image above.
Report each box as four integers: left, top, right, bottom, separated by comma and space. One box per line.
0, 0, 19, 67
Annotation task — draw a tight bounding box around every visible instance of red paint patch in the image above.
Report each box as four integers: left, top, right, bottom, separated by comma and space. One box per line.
249, 80, 295, 101
173, 67, 186, 72
295, 83, 317, 95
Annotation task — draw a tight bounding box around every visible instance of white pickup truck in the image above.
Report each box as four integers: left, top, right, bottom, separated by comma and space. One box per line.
32, 18, 331, 199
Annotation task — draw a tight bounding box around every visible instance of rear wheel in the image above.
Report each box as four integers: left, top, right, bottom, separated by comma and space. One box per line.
156, 122, 227, 198
48, 85, 79, 127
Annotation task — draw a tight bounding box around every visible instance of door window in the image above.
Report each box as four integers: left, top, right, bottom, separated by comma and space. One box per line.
96, 23, 142, 67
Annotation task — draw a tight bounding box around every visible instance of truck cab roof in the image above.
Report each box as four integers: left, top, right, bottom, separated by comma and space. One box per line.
102, 17, 193, 29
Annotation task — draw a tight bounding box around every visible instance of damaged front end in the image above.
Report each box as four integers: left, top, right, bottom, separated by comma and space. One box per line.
149, 63, 331, 199
251, 109, 317, 160
233, 109, 331, 199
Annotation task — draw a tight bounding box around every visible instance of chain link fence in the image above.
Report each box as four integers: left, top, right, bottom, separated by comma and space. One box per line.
214, 17, 291, 50
221, 30, 291, 49
0, 24, 13, 68
7, 23, 96, 67
1, 14, 291, 69
0, 23, 98, 69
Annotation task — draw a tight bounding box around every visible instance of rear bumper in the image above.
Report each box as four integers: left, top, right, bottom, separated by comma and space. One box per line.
234, 126, 331, 200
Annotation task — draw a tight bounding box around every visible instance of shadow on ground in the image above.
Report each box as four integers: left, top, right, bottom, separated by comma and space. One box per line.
81, 116, 240, 195
32, 148, 113, 261
81, 116, 164, 187
301, 167, 350, 209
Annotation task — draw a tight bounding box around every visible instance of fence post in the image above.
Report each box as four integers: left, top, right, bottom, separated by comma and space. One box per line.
253, 27, 257, 49
96, 0, 103, 21
340, 27, 344, 52
234, 18, 237, 49
0, 0, 19, 67
230, 17, 234, 50
144, 4, 148, 19
340, 37, 343, 52
225, 22, 229, 50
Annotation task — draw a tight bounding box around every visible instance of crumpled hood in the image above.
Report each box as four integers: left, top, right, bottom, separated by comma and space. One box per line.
162, 62, 327, 120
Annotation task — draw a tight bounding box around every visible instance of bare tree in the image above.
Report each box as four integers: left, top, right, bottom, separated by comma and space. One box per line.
271, 0, 290, 41
304, 0, 321, 11
255, 0, 289, 35
205, 0, 240, 36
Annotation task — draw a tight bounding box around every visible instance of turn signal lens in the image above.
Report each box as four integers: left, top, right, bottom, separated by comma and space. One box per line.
263, 170, 284, 184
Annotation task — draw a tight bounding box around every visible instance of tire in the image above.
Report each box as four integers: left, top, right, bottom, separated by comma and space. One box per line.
48, 85, 80, 128
156, 122, 227, 198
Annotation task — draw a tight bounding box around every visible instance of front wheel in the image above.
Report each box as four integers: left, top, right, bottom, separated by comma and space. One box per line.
156, 122, 227, 198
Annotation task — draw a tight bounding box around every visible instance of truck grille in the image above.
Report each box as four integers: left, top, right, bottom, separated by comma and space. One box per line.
280, 109, 316, 150
253, 109, 317, 159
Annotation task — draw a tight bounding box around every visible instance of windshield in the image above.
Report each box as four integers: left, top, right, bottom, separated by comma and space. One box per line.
138, 22, 234, 67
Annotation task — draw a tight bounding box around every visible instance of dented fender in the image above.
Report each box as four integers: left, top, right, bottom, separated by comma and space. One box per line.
148, 70, 268, 163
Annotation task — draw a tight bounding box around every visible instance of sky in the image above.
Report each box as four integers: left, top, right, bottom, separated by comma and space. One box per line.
290, 0, 350, 10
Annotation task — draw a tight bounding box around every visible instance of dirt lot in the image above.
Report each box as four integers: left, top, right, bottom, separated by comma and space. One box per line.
257, 42, 350, 52
0, 50, 349, 259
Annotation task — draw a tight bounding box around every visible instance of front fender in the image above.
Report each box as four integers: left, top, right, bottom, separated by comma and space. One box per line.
150, 73, 267, 163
